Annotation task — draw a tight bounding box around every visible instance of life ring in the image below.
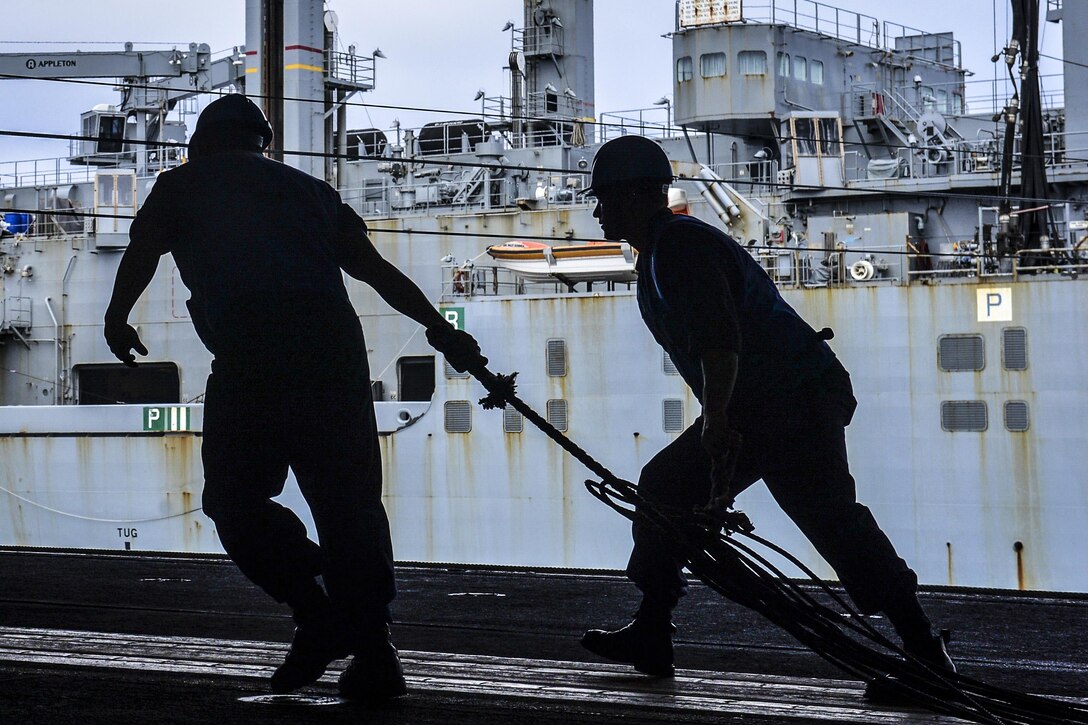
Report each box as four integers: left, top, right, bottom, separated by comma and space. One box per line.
453, 269, 468, 293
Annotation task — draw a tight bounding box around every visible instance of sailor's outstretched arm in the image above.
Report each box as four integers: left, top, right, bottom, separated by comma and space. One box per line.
339, 229, 487, 373
104, 236, 164, 366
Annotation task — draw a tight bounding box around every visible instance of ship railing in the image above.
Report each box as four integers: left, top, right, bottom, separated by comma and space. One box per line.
512, 25, 565, 58
347, 173, 586, 217
599, 108, 672, 142
733, 0, 960, 66
325, 49, 375, 90
1, 155, 107, 189
1012, 248, 1088, 279
705, 160, 781, 198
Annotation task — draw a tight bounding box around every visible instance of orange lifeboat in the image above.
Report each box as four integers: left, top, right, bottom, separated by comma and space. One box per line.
485, 240, 637, 282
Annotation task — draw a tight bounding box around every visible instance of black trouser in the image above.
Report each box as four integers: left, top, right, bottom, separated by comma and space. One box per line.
200, 350, 395, 637
626, 365, 918, 616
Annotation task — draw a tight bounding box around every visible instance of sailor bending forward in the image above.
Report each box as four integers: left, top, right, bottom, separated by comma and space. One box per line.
580, 135, 955, 682
104, 94, 485, 702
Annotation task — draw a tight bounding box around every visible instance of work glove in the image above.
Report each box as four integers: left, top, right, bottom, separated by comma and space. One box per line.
426, 323, 488, 374
697, 413, 743, 522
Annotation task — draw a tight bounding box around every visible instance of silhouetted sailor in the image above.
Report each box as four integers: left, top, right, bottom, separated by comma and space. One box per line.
579, 135, 955, 681
104, 94, 486, 702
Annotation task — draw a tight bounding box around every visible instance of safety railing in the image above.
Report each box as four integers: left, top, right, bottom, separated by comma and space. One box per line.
721, 0, 960, 67
598, 108, 672, 142
325, 49, 375, 90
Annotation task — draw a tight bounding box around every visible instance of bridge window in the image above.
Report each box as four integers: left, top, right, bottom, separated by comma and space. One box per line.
75, 362, 180, 405
738, 50, 767, 75
777, 52, 790, 77
700, 52, 726, 78
810, 60, 824, 85
677, 56, 693, 82
793, 56, 807, 82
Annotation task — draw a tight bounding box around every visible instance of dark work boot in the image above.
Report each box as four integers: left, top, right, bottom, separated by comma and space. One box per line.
337, 626, 408, 704
270, 616, 352, 694
581, 618, 676, 677
903, 629, 956, 673
864, 630, 956, 703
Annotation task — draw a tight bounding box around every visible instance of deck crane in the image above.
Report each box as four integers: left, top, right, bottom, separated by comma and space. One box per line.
0, 42, 248, 175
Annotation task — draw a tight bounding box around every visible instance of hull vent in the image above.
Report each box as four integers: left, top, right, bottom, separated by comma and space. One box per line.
1002, 328, 1028, 370
663, 351, 680, 375
663, 399, 684, 432
941, 400, 988, 432
1004, 401, 1030, 431
938, 335, 985, 371
444, 401, 472, 433
547, 399, 568, 431
503, 407, 524, 433
546, 339, 568, 377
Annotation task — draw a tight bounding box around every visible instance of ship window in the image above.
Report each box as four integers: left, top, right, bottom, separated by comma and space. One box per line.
794, 117, 817, 155
1002, 327, 1028, 370
938, 335, 985, 371
938, 89, 949, 113
397, 356, 435, 401
503, 406, 524, 433
777, 52, 790, 76
677, 56, 693, 83
793, 56, 807, 82
444, 359, 470, 379
953, 92, 964, 114
444, 401, 472, 433
738, 50, 767, 75
700, 52, 726, 78
810, 60, 824, 85
663, 399, 684, 432
97, 115, 126, 154
922, 86, 936, 110
75, 362, 180, 405
1004, 401, 1029, 432
941, 401, 988, 432
819, 118, 841, 156
663, 351, 680, 375
546, 339, 567, 377
546, 399, 568, 432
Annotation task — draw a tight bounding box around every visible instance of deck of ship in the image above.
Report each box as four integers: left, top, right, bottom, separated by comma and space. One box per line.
0, 548, 1085, 723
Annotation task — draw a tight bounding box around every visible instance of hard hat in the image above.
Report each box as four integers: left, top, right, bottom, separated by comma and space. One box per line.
667, 187, 689, 213
587, 135, 673, 194
188, 94, 273, 152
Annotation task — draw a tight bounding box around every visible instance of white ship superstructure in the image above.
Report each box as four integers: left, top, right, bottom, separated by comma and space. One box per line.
1, 0, 1085, 594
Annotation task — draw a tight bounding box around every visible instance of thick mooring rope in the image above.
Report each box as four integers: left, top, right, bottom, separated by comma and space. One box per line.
474, 367, 1088, 725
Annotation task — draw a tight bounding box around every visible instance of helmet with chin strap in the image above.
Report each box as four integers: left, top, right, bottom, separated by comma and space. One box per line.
587, 135, 673, 195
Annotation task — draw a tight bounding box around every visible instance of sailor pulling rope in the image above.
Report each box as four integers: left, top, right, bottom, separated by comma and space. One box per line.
469, 363, 1088, 725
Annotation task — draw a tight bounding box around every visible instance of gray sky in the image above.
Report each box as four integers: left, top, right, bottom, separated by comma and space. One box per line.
0, 0, 1065, 164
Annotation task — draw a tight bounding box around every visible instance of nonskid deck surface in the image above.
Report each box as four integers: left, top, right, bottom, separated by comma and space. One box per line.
0, 550, 1085, 723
